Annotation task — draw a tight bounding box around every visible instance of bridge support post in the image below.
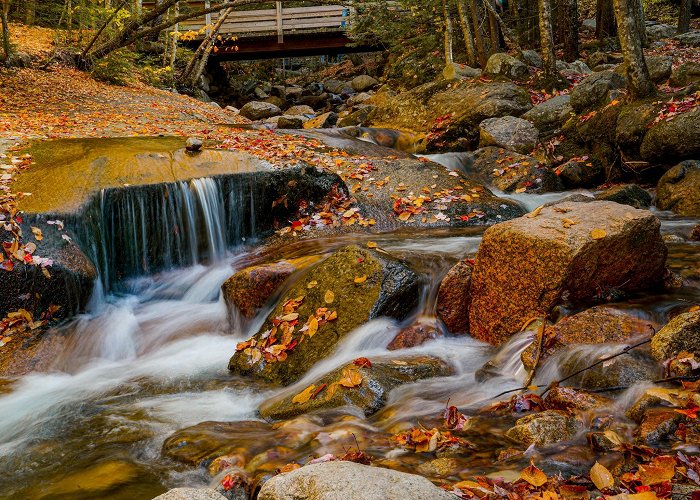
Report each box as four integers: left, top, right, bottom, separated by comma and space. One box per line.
205, 0, 212, 34
276, 1, 283, 43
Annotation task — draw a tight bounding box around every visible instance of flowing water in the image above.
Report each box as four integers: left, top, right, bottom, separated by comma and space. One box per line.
1, 164, 699, 498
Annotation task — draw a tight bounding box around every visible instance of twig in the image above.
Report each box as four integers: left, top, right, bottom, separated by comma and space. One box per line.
523, 316, 547, 389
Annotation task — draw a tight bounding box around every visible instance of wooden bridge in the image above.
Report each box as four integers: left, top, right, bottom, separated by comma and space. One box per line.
142, 1, 377, 60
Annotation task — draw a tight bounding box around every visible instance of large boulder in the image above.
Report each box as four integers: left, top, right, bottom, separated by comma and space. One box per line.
615, 55, 672, 83
469, 201, 667, 345
351, 75, 379, 92
153, 489, 226, 500
369, 80, 532, 150
641, 109, 700, 164
668, 62, 700, 87
558, 346, 661, 389
239, 101, 282, 120
258, 461, 456, 500
651, 309, 700, 361
595, 184, 652, 208
436, 260, 473, 334
646, 23, 676, 40
470, 147, 562, 193
675, 30, 700, 47
485, 53, 529, 80
656, 160, 700, 216
258, 355, 453, 420
569, 71, 626, 113
478, 116, 539, 154
521, 95, 573, 134
228, 246, 422, 385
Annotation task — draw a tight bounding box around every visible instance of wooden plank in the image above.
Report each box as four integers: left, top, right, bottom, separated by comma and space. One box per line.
204, 0, 211, 34
282, 5, 347, 14
276, 1, 283, 43
283, 16, 347, 28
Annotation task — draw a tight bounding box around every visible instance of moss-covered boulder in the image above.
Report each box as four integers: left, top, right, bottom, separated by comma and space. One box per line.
656, 160, 700, 216
569, 71, 626, 113
669, 61, 700, 87
470, 147, 562, 193
640, 109, 700, 164
228, 246, 422, 385
259, 355, 452, 420
469, 201, 667, 345
651, 310, 700, 361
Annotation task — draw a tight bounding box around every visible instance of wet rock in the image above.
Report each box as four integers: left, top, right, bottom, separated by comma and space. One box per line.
436, 260, 473, 334
521, 306, 658, 370
388, 318, 441, 350
369, 80, 532, 151
228, 246, 422, 385
443, 62, 482, 80
154, 488, 227, 500
257, 461, 456, 500
471, 147, 562, 193
569, 71, 626, 113
625, 386, 694, 422
469, 201, 667, 345
208, 454, 247, 476
641, 110, 700, 164
521, 95, 573, 134
669, 61, 700, 87
485, 53, 529, 80
505, 410, 582, 446
351, 75, 379, 92
558, 346, 660, 390
186, 137, 203, 152
239, 101, 282, 120
595, 184, 652, 208
635, 408, 684, 445
40, 460, 141, 497
0, 219, 97, 319
416, 457, 461, 477
543, 386, 612, 412
690, 224, 700, 241
651, 309, 700, 361
478, 116, 539, 154
588, 431, 624, 451
277, 116, 305, 129
285, 104, 315, 116
555, 159, 604, 189
210, 467, 252, 500
162, 420, 272, 465
303, 111, 338, 129
222, 259, 307, 320
259, 355, 452, 420
656, 160, 700, 216
0, 328, 68, 377
646, 23, 676, 40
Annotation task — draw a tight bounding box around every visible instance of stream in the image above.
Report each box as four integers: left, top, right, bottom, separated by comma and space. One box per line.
0, 152, 699, 499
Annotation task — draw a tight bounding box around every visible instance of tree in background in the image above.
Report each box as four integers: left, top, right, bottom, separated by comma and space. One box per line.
678, 0, 691, 33
538, 0, 558, 85
613, 0, 655, 98
1, 0, 10, 63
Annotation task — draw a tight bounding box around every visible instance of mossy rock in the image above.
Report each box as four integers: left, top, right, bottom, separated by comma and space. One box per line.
651, 309, 700, 361
259, 355, 453, 420
228, 245, 422, 385
640, 109, 700, 164
505, 410, 582, 446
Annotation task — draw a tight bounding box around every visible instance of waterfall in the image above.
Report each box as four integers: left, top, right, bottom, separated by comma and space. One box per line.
81, 177, 241, 291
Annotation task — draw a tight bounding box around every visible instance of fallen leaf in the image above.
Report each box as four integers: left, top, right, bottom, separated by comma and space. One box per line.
591, 228, 607, 240
354, 275, 367, 283
520, 463, 547, 487
292, 384, 316, 404
590, 461, 614, 490
367, 241, 378, 249
324, 290, 335, 304
307, 280, 318, 289
338, 367, 363, 388
353, 357, 372, 368
527, 205, 544, 218
638, 455, 676, 485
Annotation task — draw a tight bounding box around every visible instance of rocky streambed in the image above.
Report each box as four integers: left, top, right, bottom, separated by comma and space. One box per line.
0, 113, 699, 500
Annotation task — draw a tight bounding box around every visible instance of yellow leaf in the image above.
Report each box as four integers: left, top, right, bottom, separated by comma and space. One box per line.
324, 290, 335, 304
398, 212, 411, 221
562, 218, 579, 228
307, 280, 318, 289
354, 275, 367, 283
338, 367, 363, 388
367, 241, 378, 249
638, 455, 676, 486
520, 463, 547, 487
292, 385, 316, 404
306, 316, 319, 337
280, 313, 299, 322
527, 205, 544, 218
591, 228, 607, 240
31, 226, 43, 241
590, 461, 614, 490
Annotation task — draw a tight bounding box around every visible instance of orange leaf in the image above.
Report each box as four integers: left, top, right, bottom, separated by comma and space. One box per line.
520, 463, 547, 487
354, 275, 367, 283
338, 367, 363, 388
292, 384, 316, 404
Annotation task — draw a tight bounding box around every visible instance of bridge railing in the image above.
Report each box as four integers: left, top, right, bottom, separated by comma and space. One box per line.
141, 1, 351, 42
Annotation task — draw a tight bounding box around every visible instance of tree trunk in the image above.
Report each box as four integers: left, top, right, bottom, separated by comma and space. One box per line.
561, 0, 579, 61
169, 1, 179, 87
456, 0, 477, 66
443, 0, 454, 66
613, 0, 655, 98
634, 0, 647, 47
678, 0, 691, 33
25, 0, 35, 26
469, 0, 488, 66
1, 0, 10, 63
481, 0, 522, 55
539, 0, 557, 81
596, 0, 617, 38
488, 0, 499, 52
186, 7, 233, 89
81, 0, 129, 59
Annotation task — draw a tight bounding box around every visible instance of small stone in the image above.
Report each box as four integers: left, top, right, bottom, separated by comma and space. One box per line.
351, 75, 379, 92
656, 160, 700, 217
303, 111, 339, 129
436, 260, 472, 334
388, 318, 441, 350
690, 224, 700, 241
277, 115, 305, 129
239, 101, 282, 120
485, 53, 529, 80
185, 137, 203, 152
635, 408, 685, 445
505, 410, 581, 446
